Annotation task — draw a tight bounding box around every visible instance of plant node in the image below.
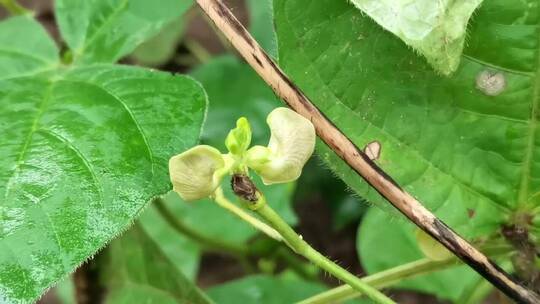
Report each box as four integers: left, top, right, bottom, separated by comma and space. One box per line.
501, 218, 540, 292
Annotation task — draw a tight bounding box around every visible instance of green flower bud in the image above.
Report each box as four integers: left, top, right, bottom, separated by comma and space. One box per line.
246, 107, 315, 185
225, 117, 252, 156
169, 145, 225, 201
415, 229, 452, 261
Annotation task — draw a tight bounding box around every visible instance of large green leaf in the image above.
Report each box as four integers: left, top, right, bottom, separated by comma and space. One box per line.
0, 16, 58, 79
131, 15, 187, 67
349, 0, 483, 74
101, 224, 213, 304
274, 0, 539, 241
358, 208, 479, 301
138, 204, 201, 280
206, 273, 325, 304
55, 0, 192, 63
0, 14, 206, 303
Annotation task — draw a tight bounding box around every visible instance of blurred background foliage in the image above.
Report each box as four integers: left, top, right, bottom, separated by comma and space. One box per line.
0, 0, 512, 303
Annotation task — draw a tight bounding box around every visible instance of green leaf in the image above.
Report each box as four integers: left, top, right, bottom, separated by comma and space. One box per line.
274, 0, 538, 242
138, 205, 201, 280
55, 0, 192, 63
0, 63, 206, 303
207, 274, 326, 304
358, 208, 479, 301
100, 224, 213, 304
0, 14, 207, 301
0, 16, 58, 79
246, 0, 277, 58
131, 15, 187, 67
349, 0, 483, 75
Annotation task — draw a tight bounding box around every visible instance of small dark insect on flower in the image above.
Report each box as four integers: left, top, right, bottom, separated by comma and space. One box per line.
231, 174, 259, 202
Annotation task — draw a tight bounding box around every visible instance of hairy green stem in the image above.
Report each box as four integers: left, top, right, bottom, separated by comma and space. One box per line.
298, 258, 457, 304
213, 188, 282, 241
299, 246, 512, 304
273, 247, 319, 281
254, 203, 395, 304
154, 198, 247, 256
154, 197, 315, 279
0, 0, 28, 15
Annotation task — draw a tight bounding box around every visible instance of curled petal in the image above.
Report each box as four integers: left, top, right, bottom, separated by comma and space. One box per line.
169, 145, 225, 201
247, 107, 315, 185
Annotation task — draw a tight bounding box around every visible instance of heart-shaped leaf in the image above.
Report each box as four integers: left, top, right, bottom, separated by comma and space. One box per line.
55, 0, 192, 63
0, 14, 206, 303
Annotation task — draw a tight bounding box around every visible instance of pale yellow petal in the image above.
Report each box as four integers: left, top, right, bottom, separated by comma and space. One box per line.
247, 107, 315, 185
169, 145, 225, 201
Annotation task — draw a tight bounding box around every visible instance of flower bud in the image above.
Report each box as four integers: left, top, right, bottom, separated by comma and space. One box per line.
225, 117, 252, 156
246, 107, 315, 185
169, 145, 225, 201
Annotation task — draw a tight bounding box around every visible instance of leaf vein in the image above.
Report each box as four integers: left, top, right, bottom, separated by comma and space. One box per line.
517, 13, 540, 207
60, 79, 156, 177
36, 128, 104, 205
284, 7, 509, 212
75, 0, 129, 59
3, 81, 54, 199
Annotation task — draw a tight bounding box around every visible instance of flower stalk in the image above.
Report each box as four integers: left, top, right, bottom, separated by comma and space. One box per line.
212, 187, 282, 241
256, 198, 395, 304
230, 175, 395, 304
299, 245, 513, 304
